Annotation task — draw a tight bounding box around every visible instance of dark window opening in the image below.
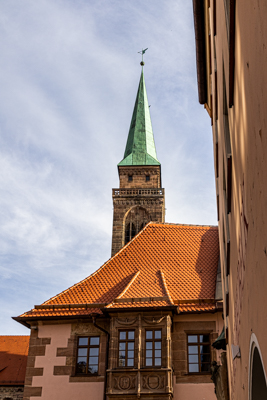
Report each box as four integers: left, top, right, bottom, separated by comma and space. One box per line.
118, 330, 135, 367
128, 175, 133, 182
146, 175, 150, 182
76, 336, 100, 375
145, 330, 162, 367
187, 334, 211, 373
125, 223, 136, 245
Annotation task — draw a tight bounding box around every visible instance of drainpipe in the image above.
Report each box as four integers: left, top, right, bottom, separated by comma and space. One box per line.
92, 315, 110, 400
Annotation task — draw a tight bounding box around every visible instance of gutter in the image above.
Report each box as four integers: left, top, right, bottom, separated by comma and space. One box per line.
192, 0, 207, 104
92, 315, 110, 400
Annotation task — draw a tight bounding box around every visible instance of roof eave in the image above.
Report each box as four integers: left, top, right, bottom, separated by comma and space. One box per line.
192, 0, 207, 105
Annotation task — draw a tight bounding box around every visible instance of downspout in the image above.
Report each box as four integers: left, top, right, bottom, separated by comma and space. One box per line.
92, 315, 110, 400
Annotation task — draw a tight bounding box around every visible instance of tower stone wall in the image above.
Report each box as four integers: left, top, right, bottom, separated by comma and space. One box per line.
111, 165, 165, 256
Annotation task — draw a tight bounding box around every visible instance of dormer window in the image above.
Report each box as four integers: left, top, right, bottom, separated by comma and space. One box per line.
128, 175, 133, 182
146, 175, 150, 182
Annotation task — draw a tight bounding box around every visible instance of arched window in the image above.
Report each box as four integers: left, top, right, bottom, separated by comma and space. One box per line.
124, 207, 150, 245
251, 346, 267, 399
125, 223, 136, 245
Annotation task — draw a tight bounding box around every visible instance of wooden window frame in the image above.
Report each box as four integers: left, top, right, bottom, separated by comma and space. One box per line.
118, 330, 135, 368
145, 329, 162, 367
76, 336, 100, 376
187, 333, 211, 374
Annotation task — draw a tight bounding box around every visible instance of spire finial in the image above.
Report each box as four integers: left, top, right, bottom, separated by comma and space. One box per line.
138, 48, 148, 68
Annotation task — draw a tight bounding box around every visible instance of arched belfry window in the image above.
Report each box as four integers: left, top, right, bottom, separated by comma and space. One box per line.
125, 223, 136, 245
124, 207, 149, 245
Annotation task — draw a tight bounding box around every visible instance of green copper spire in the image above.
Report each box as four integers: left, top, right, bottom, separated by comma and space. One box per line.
118, 71, 160, 166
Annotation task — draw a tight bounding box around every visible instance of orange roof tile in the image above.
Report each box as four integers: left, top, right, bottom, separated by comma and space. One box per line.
16, 222, 219, 322
0, 336, 29, 385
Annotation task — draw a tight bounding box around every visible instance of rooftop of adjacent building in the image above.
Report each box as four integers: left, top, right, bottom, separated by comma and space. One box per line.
0, 335, 29, 385
15, 222, 220, 325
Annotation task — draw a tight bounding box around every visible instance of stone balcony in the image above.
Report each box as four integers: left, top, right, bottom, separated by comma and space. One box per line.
112, 188, 164, 197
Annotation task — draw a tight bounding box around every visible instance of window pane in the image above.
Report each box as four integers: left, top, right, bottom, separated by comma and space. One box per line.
146, 331, 153, 339
146, 358, 152, 366
89, 357, 98, 365
155, 330, 161, 339
78, 348, 87, 357
119, 358, 125, 367
127, 358, 134, 367
146, 342, 153, 349
200, 345, 210, 354
128, 331, 135, 340
201, 363, 211, 372
201, 354, 211, 363
120, 331, 126, 340
90, 337, 99, 346
155, 342, 161, 349
188, 335, 198, 343
155, 350, 161, 358
77, 358, 87, 373
188, 346, 198, 354
128, 342, 134, 350
189, 363, 199, 373
119, 342, 126, 350
146, 350, 153, 358
189, 354, 198, 363
128, 351, 134, 358
77, 356, 87, 364
89, 348, 99, 356
200, 335, 209, 343
88, 365, 98, 374
78, 337, 88, 346
155, 358, 161, 366
119, 351, 125, 359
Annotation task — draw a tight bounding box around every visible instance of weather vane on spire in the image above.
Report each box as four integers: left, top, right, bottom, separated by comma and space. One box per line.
138, 48, 148, 67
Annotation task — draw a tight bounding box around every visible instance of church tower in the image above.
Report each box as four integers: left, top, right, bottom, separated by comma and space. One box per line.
111, 67, 165, 256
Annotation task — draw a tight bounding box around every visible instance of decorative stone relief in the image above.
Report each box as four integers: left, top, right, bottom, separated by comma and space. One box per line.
113, 375, 136, 391
142, 374, 165, 390
142, 316, 165, 324
116, 317, 137, 325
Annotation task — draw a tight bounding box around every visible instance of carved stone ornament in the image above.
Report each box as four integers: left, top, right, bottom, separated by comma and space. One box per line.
142, 316, 165, 325
142, 374, 165, 390
113, 375, 136, 391
116, 317, 137, 325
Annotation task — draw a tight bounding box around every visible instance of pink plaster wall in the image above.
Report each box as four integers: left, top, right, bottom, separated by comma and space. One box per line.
32, 324, 104, 400
173, 383, 216, 400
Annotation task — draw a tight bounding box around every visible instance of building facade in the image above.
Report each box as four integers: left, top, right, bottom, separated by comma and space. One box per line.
15, 68, 223, 400
193, 1, 267, 399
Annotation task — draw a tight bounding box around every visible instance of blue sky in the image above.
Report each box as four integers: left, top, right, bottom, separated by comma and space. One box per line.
0, 0, 216, 335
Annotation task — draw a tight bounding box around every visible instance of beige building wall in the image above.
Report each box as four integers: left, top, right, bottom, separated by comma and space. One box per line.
195, 1, 267, 398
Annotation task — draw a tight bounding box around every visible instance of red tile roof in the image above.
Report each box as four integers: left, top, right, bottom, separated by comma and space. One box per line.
0, 336, 29, 385
16, 222, 219, 322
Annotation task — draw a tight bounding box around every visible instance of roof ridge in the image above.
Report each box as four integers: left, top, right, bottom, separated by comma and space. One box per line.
115, 271, 141, 300
149, 222, 218, 228
160, 269, 173, 305
0, 335, 30, 337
